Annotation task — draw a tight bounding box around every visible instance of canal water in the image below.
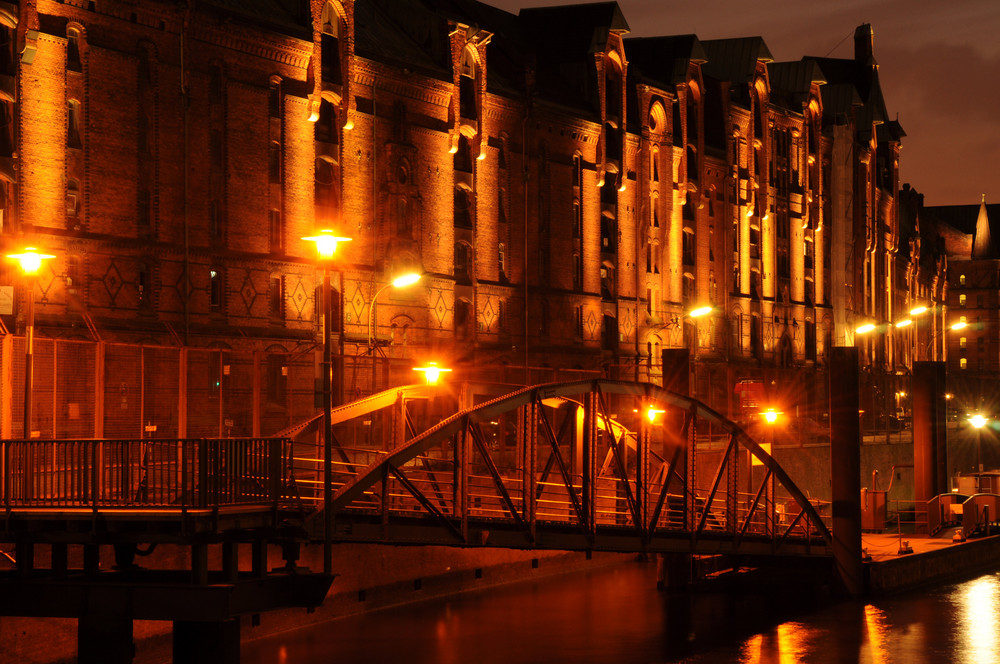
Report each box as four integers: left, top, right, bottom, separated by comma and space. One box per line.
243, 561, 1000, 664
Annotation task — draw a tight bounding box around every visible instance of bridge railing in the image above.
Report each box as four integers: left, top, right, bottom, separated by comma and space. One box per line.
0, 438, 292, 511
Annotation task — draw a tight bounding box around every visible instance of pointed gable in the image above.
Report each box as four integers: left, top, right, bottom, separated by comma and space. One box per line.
972, 195, 998, 259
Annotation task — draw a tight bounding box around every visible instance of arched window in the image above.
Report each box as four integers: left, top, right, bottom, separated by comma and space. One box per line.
315, 99, 339, 144
454, 242, 472, 284
67, 27, 82, 72
455, 298, 472, 340
454, 186, 473, 228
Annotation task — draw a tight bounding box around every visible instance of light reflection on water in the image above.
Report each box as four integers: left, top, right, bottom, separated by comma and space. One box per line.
243, 564, 1000, 664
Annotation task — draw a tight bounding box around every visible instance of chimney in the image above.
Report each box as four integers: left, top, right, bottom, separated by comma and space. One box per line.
854, 24, 874, 66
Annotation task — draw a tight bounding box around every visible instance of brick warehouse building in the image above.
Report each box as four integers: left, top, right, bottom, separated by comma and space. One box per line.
0, 0, 949, 440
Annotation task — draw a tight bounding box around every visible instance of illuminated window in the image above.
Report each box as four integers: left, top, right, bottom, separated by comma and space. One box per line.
960, 337, 967, 349
960, 274, 966, 285
960, 294, 966, 307
960, 358, 968, 370
498, 243, 506, 279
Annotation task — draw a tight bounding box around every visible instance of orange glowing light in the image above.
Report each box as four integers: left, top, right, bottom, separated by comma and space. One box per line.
414, 362, 451, 385
302, 230, 351, 260
7, 248, 55, 275
646, 406, 665, 423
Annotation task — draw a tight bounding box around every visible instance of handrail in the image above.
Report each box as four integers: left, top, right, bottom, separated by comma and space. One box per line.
0, 437, 293, 513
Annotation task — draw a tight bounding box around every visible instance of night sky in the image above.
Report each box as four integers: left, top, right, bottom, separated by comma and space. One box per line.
488, 0, 999, 207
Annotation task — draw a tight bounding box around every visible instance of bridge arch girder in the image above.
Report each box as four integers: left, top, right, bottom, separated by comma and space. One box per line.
325, 380, 832, 557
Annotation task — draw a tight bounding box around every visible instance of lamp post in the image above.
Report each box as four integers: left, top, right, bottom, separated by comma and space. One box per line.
7, 248, 55, 439
970, 414, 988, 493
368, 272, 421, 393
302, 230, 350, 577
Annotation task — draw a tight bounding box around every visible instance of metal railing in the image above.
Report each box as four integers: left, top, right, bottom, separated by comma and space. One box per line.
1, 438, 293, 512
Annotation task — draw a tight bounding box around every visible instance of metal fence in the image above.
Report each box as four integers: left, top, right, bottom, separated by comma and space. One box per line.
7, 337, 318, 440
1, 437, 293, 510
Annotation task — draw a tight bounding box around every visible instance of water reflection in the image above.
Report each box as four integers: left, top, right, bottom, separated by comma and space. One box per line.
243, 565, 1000, 664
956, 576, 1000, 664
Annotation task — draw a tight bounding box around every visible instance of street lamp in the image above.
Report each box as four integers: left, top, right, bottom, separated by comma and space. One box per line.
970, 414, 988, 493
7, 248, 55, 439
302, 229, 351, 577
368, 272, 421, 349
414, 362, 451, 386
368, 272, 421, 392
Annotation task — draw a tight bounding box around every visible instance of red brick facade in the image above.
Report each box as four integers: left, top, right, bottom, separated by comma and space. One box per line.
0, 2, 946, 437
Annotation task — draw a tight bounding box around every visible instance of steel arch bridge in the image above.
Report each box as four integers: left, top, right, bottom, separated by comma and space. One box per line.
291, 380, 832, 558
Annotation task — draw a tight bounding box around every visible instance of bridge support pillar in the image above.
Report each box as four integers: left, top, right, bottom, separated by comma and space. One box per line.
78, 614, 134, 664
173, 619, 240, 664
655, 553, 692, 590
913, 361, 947, 508
830, 346, 863, 596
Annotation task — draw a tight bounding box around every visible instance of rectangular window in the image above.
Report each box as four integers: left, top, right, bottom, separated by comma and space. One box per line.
67, 100, 82, 149
269, 275, 283, 319
266, 355, 287, 405
210, 269, 223, 311
269, 209, 283, 253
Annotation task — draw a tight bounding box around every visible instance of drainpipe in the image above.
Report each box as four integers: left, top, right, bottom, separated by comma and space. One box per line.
181, 3, 192, 345
521, 87, 531, 383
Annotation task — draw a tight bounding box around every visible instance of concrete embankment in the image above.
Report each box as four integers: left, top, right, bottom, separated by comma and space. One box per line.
863, 533, 1000, 594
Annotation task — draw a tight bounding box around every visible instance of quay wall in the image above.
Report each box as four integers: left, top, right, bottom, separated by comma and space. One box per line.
866, 535, 1000, 595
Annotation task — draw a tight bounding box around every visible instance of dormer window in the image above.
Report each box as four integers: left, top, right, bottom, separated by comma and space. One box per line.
321, 2, 343, 86
459, 46, 478, 122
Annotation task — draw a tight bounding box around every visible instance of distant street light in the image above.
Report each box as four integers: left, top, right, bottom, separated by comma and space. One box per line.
855, 323, 876, 335
7, 248, 55, 439
302, 229, 350, 577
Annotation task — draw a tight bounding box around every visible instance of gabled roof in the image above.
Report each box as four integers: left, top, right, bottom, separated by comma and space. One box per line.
202, 0, 310, 39
518, 2, 631, 115
767, 60, 826, 111
700, 37, 773, 84
625, 35, 707, 90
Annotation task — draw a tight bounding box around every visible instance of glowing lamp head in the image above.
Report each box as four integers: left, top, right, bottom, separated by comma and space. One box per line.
762, 408, 779, 424
414, 362, 451, 385
646, 407, 665, 423
391, 273, 421, 289
895, 319, 913, 328
688, 306, 712, 318
8, 248, 55, 276
302, 230, 351, 260
855, 323, 876, 335
951, 321, 968, 331
970, 414, 988, 430
909, 306, 928, 316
